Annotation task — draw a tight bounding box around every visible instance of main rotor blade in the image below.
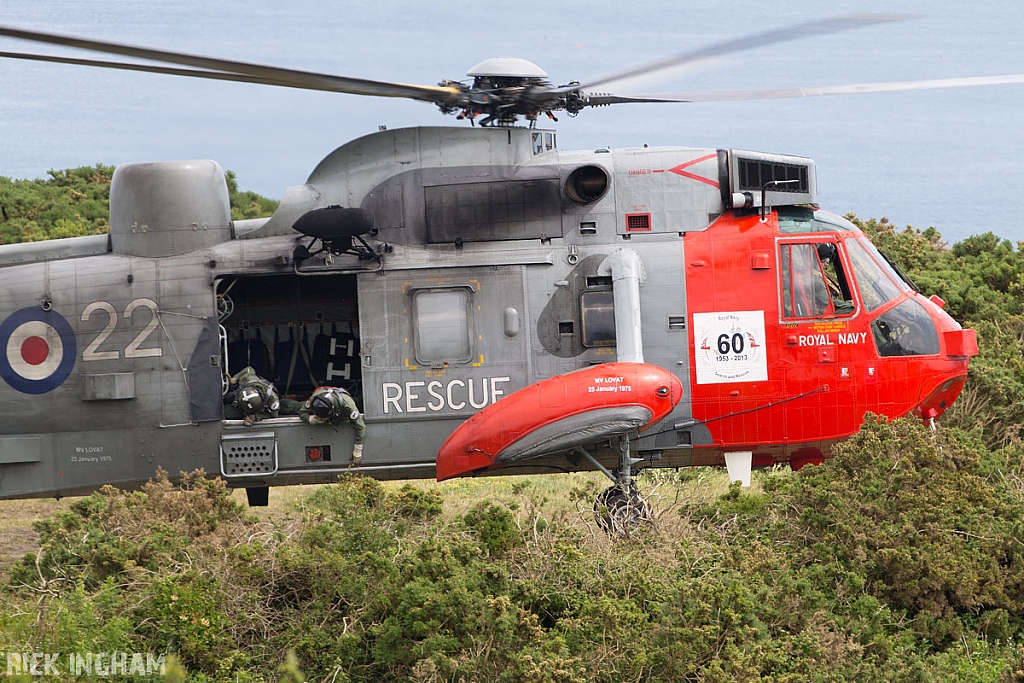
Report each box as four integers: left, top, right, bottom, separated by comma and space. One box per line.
564, 13, 913, 95
0, 24, 460, 103
586, 74, 1024, 106
0, 51, 301, 88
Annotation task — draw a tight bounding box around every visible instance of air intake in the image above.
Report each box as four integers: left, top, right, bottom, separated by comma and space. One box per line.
737, 158, 809, 194
720, 150, 817, 208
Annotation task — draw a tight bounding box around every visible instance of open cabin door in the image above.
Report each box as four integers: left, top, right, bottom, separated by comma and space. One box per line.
215, 273, 362, 407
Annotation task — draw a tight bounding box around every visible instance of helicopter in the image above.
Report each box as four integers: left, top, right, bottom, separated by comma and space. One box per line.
0, 15, 1000, 516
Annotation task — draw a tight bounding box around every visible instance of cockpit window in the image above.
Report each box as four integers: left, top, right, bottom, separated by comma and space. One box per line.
844, 238, 905, 313
776, 208, 858, 234
779, 241, 855, 319
871, 299, 940, 357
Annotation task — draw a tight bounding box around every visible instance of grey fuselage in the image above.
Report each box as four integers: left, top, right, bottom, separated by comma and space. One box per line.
0, 125, 813, 499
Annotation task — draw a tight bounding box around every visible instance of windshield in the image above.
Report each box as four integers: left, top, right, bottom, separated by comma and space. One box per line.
871, 299, 940, 357
845, 238, 905, 313
858, 238, 914, 294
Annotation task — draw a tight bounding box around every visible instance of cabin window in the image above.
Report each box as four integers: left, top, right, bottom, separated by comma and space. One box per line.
844, 238, 905, 312
779, 242, 855, 319
412, 288, 473, 364
580, 290, 616, 347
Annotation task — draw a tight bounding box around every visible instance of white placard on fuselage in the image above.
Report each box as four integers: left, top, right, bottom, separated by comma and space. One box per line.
693, 311, 768, 384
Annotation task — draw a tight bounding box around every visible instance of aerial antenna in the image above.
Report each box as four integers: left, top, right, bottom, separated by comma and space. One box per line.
760, 180, 799, 222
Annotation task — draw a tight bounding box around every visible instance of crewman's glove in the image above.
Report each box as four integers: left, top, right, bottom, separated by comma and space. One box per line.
243, 415, 255, 427
352, 443, 363, 466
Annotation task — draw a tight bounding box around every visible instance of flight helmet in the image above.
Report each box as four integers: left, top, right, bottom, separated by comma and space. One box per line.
239, 386, 265, 416
311, 394, 335, 419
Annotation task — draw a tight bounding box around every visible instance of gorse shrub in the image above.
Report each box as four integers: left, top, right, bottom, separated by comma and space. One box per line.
4, 422, 1024, 681
774, 417, 1024, 646
10, 469, 244, 588
463, 500, 522, 554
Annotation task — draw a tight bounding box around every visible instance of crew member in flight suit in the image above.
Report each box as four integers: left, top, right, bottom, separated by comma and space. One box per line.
299, 386, 366, 464
224, 366, 301, 425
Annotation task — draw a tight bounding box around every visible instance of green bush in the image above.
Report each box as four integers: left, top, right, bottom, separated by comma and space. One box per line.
773, 417, 1024, 647
463, 500, 522, 554
5, 423, 1024, 681
10, 469, 244, 588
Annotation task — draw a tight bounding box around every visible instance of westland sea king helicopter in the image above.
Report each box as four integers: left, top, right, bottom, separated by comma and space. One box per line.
0, 15, 1009, 516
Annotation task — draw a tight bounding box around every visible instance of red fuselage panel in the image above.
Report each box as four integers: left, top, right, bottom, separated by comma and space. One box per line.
684, 211, 972, 462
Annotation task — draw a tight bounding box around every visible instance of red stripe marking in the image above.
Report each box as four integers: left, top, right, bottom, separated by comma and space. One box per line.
667, 153, 720, 188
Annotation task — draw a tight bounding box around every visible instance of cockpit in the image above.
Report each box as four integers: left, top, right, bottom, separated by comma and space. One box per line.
776, 208, 940, 358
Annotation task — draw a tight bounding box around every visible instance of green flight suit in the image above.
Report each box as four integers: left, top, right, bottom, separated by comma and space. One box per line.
224, 366, 291, 422
299, 386, 366, 445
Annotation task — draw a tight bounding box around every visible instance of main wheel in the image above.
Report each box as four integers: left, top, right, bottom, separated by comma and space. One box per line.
594, 485, 651, 536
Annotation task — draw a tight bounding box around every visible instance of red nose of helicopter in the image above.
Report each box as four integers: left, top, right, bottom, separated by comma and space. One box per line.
910, 294, 978, 421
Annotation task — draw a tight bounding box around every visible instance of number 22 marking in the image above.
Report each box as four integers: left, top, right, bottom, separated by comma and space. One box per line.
81, 298, 163, 361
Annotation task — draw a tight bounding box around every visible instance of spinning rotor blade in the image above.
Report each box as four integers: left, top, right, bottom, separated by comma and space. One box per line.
0, 25, 460, 103
587, 74, 1024, 105
0, 50, 300, 88
3, 16, 1020, 125
564, 13, 913, 95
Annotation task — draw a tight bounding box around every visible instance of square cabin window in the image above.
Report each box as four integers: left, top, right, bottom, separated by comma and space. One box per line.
581, 289, 616, 347
413, 288, 472, 364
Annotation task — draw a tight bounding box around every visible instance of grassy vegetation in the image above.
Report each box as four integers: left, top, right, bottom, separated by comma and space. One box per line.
3, 418, 1024, 681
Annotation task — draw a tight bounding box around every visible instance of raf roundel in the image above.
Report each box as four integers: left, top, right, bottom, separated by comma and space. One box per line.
0, 307, 77, 394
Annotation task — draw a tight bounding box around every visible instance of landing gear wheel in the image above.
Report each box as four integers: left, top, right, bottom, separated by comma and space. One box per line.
594, 485, 650, 536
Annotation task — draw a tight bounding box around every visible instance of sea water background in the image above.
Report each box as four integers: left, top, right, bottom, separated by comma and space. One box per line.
1, 0, 1023, 245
